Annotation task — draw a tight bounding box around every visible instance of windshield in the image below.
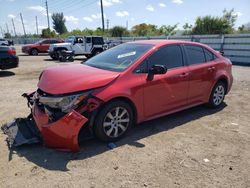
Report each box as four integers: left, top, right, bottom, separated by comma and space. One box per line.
35, 40, 43, 44
65, 36, 75, 43
84, 43, 153, 72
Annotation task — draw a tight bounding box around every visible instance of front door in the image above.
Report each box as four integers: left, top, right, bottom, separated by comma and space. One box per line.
142, 45, 189, 118
72, 37, 85, 54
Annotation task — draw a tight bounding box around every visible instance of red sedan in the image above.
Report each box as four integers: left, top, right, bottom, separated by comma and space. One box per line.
21, 39, 63, 55
4, 40, 233, 152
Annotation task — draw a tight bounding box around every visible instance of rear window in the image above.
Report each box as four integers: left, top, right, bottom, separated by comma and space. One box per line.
93, 37, 104, 45
204, 48, 216, 62
185, 45, 206, 65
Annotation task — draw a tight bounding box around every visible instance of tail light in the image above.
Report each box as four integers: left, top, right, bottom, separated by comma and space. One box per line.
8, 48, 16, 55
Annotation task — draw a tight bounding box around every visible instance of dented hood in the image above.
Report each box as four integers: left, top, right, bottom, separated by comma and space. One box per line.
38, 64, 120, 95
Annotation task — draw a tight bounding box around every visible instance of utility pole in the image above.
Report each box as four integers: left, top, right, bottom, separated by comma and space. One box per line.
6, 23, 9, 34
100, 0, 105, 33
36, 16, 39, 35
45, 0, 50, 29
20, 13, 26, 36
0, 26, 4, 37
12, 18, 17, 36
106, 19, 109, 30
126, 20, 128, 30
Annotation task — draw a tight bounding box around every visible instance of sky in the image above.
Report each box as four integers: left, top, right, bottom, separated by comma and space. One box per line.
0, 0, 249, 36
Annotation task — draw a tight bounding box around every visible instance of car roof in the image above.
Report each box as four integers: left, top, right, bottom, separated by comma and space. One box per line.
128, 39, 207, 48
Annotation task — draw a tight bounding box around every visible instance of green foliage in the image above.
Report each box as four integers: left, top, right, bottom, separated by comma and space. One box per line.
182, 23, 193, 35
238, 22, 250, 33
159, 24, 178, 36
192, 9, 238, 35
41, 28, 56, 38
109, 26, 129, 37
52, 13, 68, 34
132, 23, 158, 36
4, 33, 11, 38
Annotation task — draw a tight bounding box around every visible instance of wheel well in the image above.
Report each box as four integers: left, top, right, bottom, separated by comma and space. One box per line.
30, 48, 39, 52
217, 77, 228, 93
56, 47, 68, 51
92, 48, 103, 53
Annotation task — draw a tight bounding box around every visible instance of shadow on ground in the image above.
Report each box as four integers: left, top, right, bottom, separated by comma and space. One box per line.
0, 71, 15, 77
6, 103, 227, 171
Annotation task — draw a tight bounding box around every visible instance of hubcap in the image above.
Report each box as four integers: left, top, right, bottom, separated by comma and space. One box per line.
103, 107, 130, 138
213, 85, 225, 106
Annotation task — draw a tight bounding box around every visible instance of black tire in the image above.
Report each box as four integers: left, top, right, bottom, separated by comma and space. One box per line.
50, 54, 58, 60
207, 81, 226, 108
93, 100, 134, 142
30, 48, 38, 56
93, 49, 102, 56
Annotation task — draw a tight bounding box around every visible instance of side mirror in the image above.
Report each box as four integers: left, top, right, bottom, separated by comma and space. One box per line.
147, 65, 167, 81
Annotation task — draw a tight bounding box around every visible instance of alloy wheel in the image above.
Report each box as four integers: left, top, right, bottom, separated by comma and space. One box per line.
213, 85, 225, 106
103, 107, 130, 138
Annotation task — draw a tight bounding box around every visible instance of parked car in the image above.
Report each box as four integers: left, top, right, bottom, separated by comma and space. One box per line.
0, 38, 9, 46
2, 40, 233, 152
21, 39, 64, 55
0, 46, 18, 70
48, 36, 104, 60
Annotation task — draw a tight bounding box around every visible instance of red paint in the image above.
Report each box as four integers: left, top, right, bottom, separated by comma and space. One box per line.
32, 40, 233, 152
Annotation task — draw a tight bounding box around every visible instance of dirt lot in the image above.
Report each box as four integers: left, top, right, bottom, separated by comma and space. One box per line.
0, 46, 250, 188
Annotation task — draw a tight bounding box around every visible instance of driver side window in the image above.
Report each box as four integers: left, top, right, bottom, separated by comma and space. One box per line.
134, 45, 184, 73
148, 45, 184, 70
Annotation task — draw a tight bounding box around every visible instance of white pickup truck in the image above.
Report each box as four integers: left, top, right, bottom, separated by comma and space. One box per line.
48, 36, 105, 60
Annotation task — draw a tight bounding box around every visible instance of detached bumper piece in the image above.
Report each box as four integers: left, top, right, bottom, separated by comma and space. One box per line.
1, 117, 41, 148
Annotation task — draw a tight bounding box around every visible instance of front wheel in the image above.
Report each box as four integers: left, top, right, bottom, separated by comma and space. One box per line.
30, 48, 38, 56
93, 100, 134, 142
207, 81, 226, 108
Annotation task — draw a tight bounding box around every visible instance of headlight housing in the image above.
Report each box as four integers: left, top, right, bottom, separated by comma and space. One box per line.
38, 91, 92, 113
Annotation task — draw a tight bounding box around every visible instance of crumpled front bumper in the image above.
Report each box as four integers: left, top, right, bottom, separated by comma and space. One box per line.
32, 104, 88, 152
2, 95, 92, 153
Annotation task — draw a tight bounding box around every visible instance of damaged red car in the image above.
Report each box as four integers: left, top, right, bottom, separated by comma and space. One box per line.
2, 40, 233, 152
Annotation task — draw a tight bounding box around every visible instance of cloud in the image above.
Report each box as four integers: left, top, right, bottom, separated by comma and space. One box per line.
98, 0, 122, 7
146, 4, 154, 12
8, 14, 16, 19
38, 25, 47, 29
172, 0, 183, 4
83, 17, 93, 22
27, 5, 51, 16
233, 11, 243, 17
116, 11, 129, 17
159, 3, 166, 7
65, 15, 79, 24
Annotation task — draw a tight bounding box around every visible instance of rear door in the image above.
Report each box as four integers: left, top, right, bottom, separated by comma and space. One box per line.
142, 45, 189, 118
85, 37, 92, 52
184, 44, 217, 104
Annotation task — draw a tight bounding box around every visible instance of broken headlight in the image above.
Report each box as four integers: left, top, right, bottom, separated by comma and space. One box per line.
38, 91, 92, 113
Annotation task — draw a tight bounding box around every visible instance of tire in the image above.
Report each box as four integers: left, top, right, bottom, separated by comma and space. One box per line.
93, 49, 102, 56
93, 100, 134, 142
30, 48, 38, 56
50, 54, 58, 60
207, 81, 226, 108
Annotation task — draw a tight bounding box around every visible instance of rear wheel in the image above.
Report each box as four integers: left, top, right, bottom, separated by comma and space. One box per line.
93, 49, 102, 56
94, 100, 133, 142
30, 48, 38, 56
207, 81, 226, 108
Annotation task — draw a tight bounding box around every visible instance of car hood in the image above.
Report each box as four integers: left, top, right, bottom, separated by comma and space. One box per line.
38, 64, 120, 95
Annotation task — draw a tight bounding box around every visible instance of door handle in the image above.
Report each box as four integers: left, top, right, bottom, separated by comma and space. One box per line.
179, 72, 189, 78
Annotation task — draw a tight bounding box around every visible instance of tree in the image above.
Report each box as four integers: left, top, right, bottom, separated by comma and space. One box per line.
4, 33, 11, 38
182, 23, 193, 35
159, 24, 178, 36
109, 26, 128, 37
52, 13, 67, 34
192, 9, 238, 35
41, 28, 56, 38
132, 23, 158, 36
238, 22, 250, 33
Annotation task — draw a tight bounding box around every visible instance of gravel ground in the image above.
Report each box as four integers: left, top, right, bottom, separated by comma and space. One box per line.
0, 46, 250, 188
